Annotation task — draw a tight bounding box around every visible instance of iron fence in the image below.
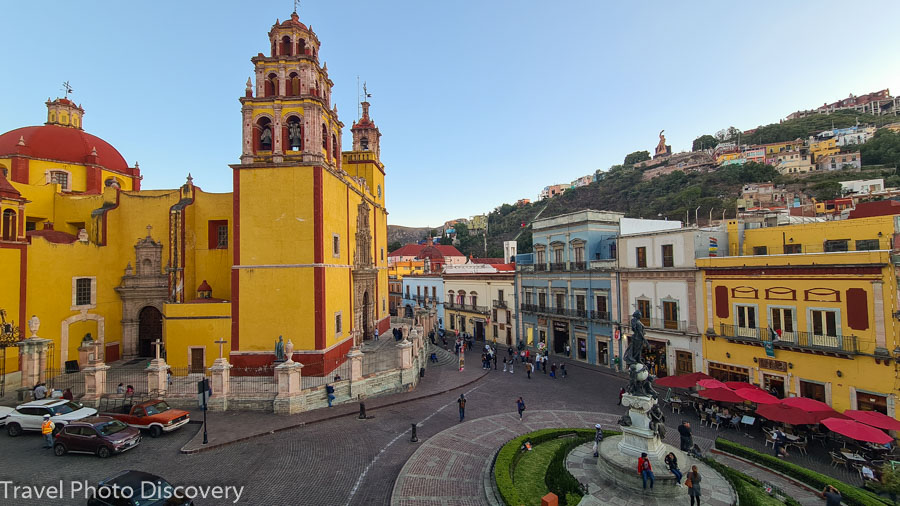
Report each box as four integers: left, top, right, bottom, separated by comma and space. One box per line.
228, 366, 277, 397
362, 349, 400, 376
166, 366, 210, 396
719, 323, 858, 354
303, 360, 351, 389
105, 368, 150, 394
45, 368, 85, 398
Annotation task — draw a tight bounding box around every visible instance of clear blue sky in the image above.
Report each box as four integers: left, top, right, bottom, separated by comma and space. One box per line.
2, 1, 898, 227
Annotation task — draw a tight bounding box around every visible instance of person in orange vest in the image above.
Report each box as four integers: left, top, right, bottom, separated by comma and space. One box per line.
41, 414, 55, 449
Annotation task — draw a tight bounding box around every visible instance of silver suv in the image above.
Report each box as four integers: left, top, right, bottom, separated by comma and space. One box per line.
5, 399, 97, 436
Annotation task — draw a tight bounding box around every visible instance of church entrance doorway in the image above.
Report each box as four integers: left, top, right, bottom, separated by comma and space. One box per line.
362, 291, 371, 339
138, 306, 162, 358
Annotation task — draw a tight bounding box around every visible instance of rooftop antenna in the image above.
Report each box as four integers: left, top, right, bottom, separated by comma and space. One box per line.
61, 81, 73, 99
357, 76, 360, 119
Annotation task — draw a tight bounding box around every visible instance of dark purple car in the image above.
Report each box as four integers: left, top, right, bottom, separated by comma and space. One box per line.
54, 416, 141, 458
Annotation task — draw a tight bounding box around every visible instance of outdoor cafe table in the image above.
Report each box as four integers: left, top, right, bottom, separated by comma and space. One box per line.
841, 451, 867, 463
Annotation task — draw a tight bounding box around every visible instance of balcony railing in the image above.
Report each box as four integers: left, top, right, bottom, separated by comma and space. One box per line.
719, 323, 858, 354
519, 260, 618, 273
519, 305, 615, 323
493, 299, 508, 309
447, 302, 489, 314
645, 318, 688, 332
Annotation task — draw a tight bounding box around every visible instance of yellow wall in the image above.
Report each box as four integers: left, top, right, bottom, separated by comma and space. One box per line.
809, 138, 839, 161
388, 260, 425, 279
699, 220, 899, 417
163, 302, 231, 371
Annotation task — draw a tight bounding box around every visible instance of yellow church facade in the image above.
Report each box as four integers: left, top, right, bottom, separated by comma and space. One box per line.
0, 10, 388, 383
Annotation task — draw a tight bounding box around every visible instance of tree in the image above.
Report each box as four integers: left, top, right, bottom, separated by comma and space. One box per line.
860, 129, 900, 168
811, 181, 842, 201
388, 241, 402, 253
454, 222, 469, 237
692, 134, 718, 151
623, 151, 651, 166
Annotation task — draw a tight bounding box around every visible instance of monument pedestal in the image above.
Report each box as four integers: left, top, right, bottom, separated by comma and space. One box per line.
209, 358, 232, 411
273, 360, 305, 415
618, 394, 666, 459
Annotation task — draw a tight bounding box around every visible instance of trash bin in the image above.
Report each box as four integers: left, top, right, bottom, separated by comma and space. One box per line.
17, 387, 30, 402
419, 367, 425, 378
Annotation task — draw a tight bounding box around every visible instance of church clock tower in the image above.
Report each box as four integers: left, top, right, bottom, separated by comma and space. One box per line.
229, 11, 389, 376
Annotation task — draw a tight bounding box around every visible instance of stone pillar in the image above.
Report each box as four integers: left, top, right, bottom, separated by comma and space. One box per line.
146, 357, 170, 396
77, 341, 100, 368
397, 338, 414, 387
208, 358, 232, 411
17, 336, 53, 392
82, 344, 109, 407
273, 361, 305, 415
347, 347, 364, 399
872, 280, 887, 352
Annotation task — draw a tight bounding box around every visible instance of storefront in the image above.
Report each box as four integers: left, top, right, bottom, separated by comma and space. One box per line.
552, 320, 569, 354
596, 337, 610, 367
708, 362, 750, 383
674, 350, 693, 376
855, 390, 889, 415
645, 339, 669, 377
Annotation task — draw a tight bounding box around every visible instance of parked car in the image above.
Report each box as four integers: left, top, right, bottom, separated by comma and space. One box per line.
5, 399, 97, 436
86, 470, 193, 505
54, 417, 141, 458
99, 399, 190, 437
0, 406, 12, 426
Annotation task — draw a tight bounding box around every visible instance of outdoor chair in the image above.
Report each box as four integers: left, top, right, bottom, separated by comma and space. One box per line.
671, 402, 681, 414
764, 429, 777, 449
830, 451, 847, 469
699, 412, 710, 427
788, 436, 808, 456
709, 417, 721, 430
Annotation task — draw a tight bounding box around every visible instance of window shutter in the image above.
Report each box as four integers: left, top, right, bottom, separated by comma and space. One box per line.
846, 288, 869, 331
714, 285, 729, 319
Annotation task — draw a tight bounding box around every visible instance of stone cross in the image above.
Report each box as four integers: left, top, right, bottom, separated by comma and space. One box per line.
152, 339, 164, 360
215, 339, 227, 359
146, 224, 152, 237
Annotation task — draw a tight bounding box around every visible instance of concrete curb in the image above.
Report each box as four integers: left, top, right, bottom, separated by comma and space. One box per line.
179, 369, 491, 454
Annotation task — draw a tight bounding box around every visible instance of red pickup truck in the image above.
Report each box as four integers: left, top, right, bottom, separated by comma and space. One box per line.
100, 400, 190, 438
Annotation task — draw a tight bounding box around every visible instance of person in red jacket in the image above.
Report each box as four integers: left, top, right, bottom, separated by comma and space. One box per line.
637, 452, 654, 490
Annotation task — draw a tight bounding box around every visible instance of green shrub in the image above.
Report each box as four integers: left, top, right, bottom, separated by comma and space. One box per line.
715, 438, 891, 506
704, 457, 798, 506
494, 428, 618, 506
545, 435, 592, 505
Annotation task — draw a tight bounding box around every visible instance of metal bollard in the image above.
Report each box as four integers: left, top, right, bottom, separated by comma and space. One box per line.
358, 401, 367, 419
410, 423, 418, 443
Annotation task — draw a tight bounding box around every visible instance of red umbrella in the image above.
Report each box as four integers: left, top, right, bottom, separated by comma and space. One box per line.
725, 381, 762, 391
843, 410, 900, 432
822, 417, 894, 444
781, 397, 835, 412
756, 403, 846, 425
697, 379, 727, 389
699, 387, 744, 403
734, 388, 780, 404
655, 372, 712, 389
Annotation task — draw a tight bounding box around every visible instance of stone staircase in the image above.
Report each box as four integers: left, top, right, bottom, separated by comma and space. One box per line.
426, 343, 459, 368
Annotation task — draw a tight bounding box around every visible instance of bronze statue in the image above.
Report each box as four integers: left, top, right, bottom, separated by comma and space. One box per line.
274, 335, 285, 361
655, 130, 667, 156
624, 310, 648, 367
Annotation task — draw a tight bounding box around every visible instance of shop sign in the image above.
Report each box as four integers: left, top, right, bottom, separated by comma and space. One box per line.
553, 321, 568, 333
538, 318, 547, 326
758, 358, 787, 372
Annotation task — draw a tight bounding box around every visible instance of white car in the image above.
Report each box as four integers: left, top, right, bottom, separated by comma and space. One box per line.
0, 406, 12, 426
5, 399, 97, 437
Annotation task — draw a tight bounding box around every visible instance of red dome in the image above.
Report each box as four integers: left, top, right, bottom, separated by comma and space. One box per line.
0, 125, 130, 174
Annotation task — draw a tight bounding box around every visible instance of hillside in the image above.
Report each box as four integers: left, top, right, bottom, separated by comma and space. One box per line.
387, 225, 433, 250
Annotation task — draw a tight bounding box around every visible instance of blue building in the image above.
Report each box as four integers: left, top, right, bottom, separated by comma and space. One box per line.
515, 210, 622, 366
400, 274, 445, 329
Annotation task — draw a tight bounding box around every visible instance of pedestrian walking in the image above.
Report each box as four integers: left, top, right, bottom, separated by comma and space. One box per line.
492, 352, 497, 370
560, 364, 567, 378
457, 394, 466, 422
33, 383, 47, 400
678, 421, 693, 452
41, 414, 55, 449
520, 350, 525, 364
687, 466, 701, 505
526, 361, 532, 379
638, 452, 654, 490
325, 382, 336, 408
565, 343, 571, 357
503, 358, 508, 372
550, 363, 557, 378
664, 451, 683, 485
592, 424, 604, 457
542, 356, 547, 373
507, 346, 514, 360
773, 427, 789, 458
617, 387, 625, 405
509, 359, 514, 374
821, 485, 842, 506
516, 397, 526, 420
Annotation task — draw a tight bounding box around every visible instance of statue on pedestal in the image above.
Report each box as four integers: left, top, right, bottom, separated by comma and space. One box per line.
624, 311, 657, 398
654, 130, 671, 158
274, 335, 285, 362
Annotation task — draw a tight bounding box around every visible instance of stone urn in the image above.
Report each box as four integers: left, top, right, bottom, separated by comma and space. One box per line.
285, 339, 295, 363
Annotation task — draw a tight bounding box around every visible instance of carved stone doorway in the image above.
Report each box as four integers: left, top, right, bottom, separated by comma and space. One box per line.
362, 291, 371, 338
138, 306, 162, 358
116, 229, 168, 359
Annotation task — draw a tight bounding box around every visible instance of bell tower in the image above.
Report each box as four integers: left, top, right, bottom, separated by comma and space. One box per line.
351, 101, 381, 161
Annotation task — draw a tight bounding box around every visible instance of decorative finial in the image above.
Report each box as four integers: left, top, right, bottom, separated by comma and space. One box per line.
323, 62, 328, 72
146, 224, 153, 237
134, 161, 140, 169
91, 147, 98, 156
186, 173, 193, 186
17, 136, 25, 146
61, 81, 73, 99
246, 77, 252, 90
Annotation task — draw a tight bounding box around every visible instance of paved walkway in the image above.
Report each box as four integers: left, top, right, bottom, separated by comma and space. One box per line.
709, 450, 822, 506
391, 410, 620, 505
568, 442, 735, 506
180, 342, 488, 452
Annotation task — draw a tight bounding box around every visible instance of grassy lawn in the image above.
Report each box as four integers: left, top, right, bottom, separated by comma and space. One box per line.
513, 438, 570, 506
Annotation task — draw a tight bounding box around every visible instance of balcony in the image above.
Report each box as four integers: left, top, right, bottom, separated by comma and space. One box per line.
571, 261, 587, 271
549, 262, 566, 272
493, 299, 508, 309
448, 302, 489, 315
520, 260, 616, 274
718, 323, 858, 355
519, 305, 614, 323
644, 318, 688, 332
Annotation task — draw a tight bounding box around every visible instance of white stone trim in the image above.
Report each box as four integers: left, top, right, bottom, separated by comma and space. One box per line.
332, 233, 340, 258
46, 169, 72, 191
335, 310, 343, 339
60, 311, 105, 368
71, 276, 97, 310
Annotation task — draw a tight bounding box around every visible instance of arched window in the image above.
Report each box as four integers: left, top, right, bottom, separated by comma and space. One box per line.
457, 290, 466, 305
288, 72, 300, 96
321, 123, 327, 150
285, 115, 302, 151
256, 118, 273, 152
281, 36, 292, 56
0, 165, 8, 178
470, 292, 478, 307
297, 39, 306, 55
332, 133, 338, 159
360, 137, 369, 151
265, 73, 278, 97
2, 209, 16, 241
104, 177, 121, 189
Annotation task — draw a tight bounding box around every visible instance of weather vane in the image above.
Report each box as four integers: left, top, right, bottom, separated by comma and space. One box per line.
61, 81, 73, 99
293, 0, 299, 13
363, 82, 372, 100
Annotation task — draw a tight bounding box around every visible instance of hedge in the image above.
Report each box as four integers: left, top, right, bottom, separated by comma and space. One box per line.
545, 435, 593, 505
715, 438, 891, 506
704, 457, 801, 506
494, 428, 618, 506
